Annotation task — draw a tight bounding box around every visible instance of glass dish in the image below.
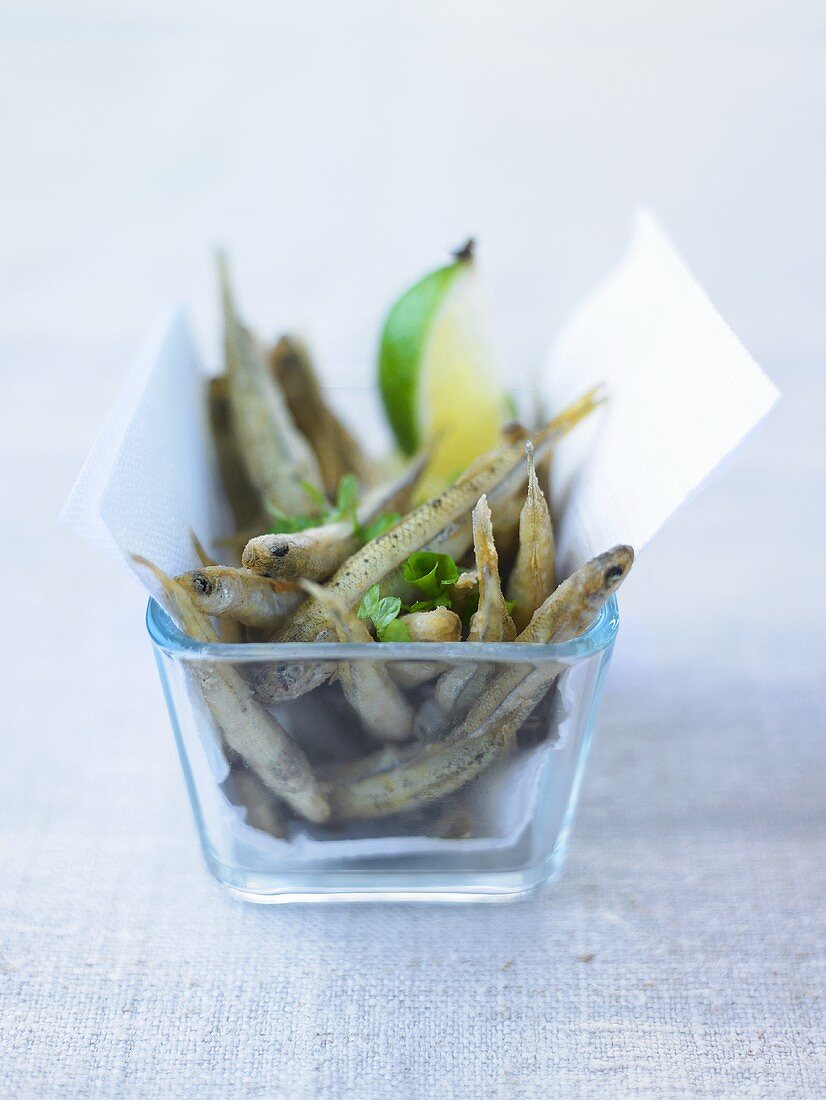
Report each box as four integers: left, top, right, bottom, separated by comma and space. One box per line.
147, 594, 619, 903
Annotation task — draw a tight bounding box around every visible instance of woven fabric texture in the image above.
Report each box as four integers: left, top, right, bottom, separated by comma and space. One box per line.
1, 355, 823, 1098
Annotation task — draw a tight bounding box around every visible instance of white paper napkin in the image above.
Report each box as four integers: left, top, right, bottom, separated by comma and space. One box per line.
543, 210, 779, 573
61, 309, 227, 578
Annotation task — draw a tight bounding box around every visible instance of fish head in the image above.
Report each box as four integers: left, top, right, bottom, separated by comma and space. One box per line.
251, 643, 335, 702
592, 545, 634, 597
177, 569, 224, 612
242, 534, 312, 580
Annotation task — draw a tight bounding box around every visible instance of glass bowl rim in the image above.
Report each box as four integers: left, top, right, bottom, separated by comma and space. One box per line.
146, 594, 619, 664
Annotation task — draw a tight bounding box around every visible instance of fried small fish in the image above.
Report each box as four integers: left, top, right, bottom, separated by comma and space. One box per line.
506, 441, 555, 632
387, 608, 460, 689
207, 375, 262, 531
326, 727, 504, 821
187, 531, 245, 642
135, 555, 328, 823
403, 607, 462, 643
270, 335, 380, 495
299, 581, 414, 743
174, 565, 304, 632
218, 253, 324, 516
227, 763, 288, 839
467, 496, 516, 643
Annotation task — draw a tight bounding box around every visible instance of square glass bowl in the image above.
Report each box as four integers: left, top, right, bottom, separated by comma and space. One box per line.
147, 594, 619, 903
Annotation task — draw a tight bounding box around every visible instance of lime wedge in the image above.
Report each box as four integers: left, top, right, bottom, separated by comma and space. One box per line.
378, 241, 508, 499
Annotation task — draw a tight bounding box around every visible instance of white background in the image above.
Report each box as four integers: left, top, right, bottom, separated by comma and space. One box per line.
2, 1, 826, 376
2, 5, 825, 1097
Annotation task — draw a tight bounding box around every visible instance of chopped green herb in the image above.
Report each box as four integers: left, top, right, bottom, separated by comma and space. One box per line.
403, 551, 460, 599
357, 583, 409, 641
357, 583, 387, 624
378, 618, 411, 643
269, 474, 364, 536
333, 473, 359, 523
265, 502, 318, 535
270, 476, 402, 546
300, 481, 328, 511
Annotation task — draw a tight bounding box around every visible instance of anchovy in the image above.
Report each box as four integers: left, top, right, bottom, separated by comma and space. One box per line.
270, 335, 381, 495
218, 253, 324, 515
404, 607, 462, 642
174, 565, 304, 631
227, 763, 288, 839
187, 531, 245, 642
506, 441, 555, 631
387, 607, 460, 689
299, 580, 414, 742
467, 495, 516, 642
134, 555, 329, 823
207, 374, 263, 531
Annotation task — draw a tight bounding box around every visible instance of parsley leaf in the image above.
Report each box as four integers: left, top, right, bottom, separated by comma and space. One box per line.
357, 583, 382, 621
269, 476, 404, 546
403, 551, 460, 600
265, 503, 319, 535
334, 474, 359, 522
268, 474, 363, 536
378, 618, 411, 642
357, 584, 409, 641
299, 481, 328, 511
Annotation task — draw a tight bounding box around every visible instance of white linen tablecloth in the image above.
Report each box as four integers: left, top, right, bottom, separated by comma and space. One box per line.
0, 338, 823, 1098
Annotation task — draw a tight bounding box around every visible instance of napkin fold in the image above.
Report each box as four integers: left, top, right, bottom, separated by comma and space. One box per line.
61, 310, 225, 578
543, 210, 779, 573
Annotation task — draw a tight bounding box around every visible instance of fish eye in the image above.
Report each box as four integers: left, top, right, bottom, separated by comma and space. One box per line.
193, 572, 213, 594
272, 544, 289, 558
604, 565, 624, 583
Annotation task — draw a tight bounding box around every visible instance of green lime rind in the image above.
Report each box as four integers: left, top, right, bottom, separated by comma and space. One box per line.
378, 260, 466, 456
